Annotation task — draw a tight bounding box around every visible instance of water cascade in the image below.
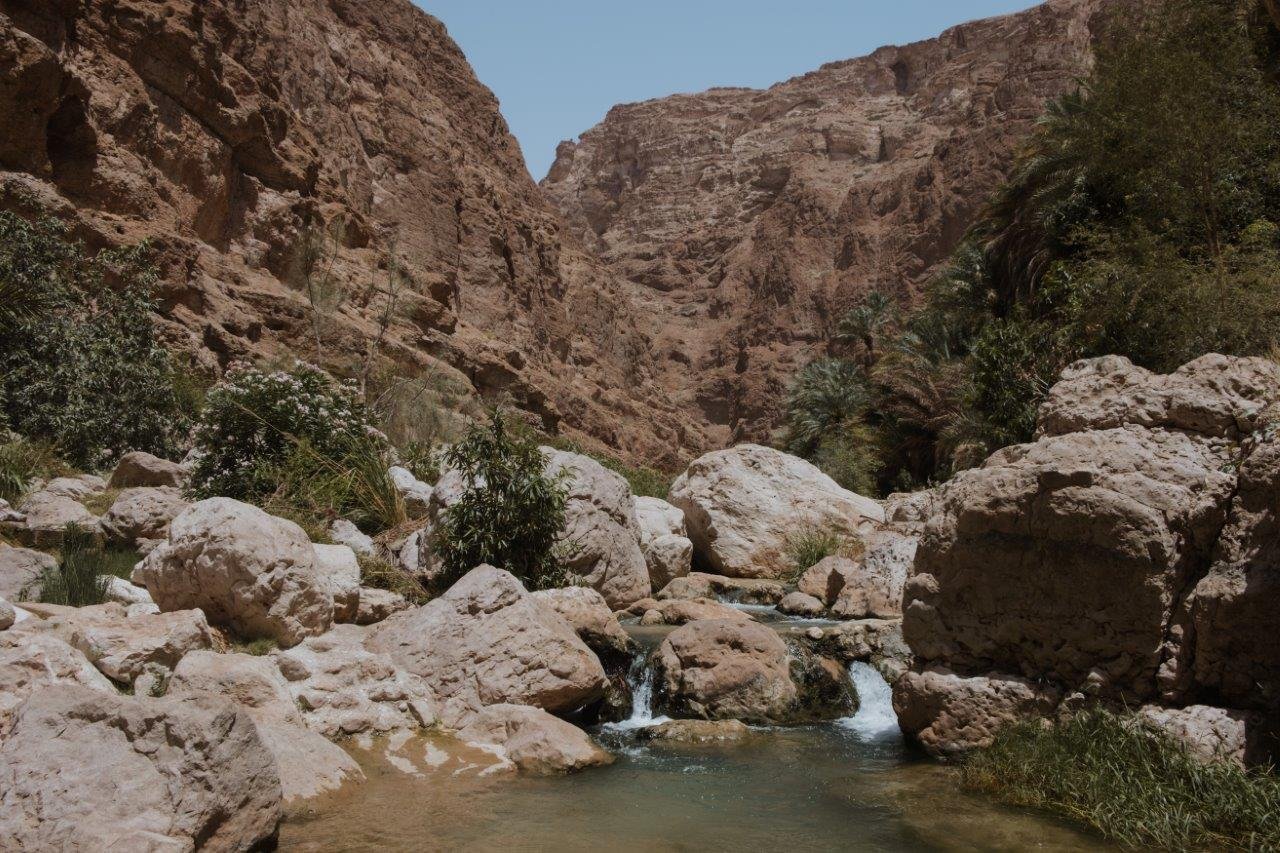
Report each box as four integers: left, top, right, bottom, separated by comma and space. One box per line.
839, 661, 901, 741
605, 654, 672, 731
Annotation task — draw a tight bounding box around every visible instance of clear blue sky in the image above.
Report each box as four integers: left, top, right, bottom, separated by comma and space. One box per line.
418, 1, 1040, 180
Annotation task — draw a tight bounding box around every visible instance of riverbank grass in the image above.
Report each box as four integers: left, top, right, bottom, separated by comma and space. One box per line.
961, 709, 1280, 851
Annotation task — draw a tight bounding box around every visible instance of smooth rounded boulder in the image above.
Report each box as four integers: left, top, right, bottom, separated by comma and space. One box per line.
133, 498, 334, 647
368, 565, 607, 728
98, 486, 190, 545
109, 450, 187, 488
668, 444, 884, 579
456, 703, 613, 774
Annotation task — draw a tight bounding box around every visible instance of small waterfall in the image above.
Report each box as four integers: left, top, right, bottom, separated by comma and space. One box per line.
838, 661, 901, 741
604, 655, 671, 731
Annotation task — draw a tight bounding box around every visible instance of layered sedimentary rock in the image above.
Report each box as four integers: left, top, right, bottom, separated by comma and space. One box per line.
543, 0, 1104, 444
0, 0, 706, 464
896, 355, 1280, 761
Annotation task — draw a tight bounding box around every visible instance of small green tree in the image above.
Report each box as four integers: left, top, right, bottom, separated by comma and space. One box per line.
433, 411, 567, 591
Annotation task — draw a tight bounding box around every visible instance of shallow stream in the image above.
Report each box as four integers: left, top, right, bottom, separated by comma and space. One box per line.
280, 625, 1110, 852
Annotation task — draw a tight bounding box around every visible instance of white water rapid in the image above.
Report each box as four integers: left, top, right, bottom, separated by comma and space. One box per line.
604, 656, 672, 731
838, 661, 901, 741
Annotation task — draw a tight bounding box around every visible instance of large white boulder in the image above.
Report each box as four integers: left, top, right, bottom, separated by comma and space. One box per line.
0, 633, 116, 729
98, 486, 190, 545
634, 496, 694, 590
368, 565, 607, 728
0, 685, 282, 850
669, 444, 884, 579
0, 544, 54, 600
389, 466, 434, 519
313, 543, 362, 623
133, 498, 333, 647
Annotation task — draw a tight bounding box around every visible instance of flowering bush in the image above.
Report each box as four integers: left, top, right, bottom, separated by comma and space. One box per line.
188, 362, 377, 501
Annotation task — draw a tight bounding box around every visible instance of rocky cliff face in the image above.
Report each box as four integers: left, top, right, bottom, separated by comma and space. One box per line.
543, 0, 1104, 445
0, 0, 709, 465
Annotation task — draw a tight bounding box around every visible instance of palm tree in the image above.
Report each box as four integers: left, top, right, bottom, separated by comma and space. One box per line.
782, 358, 870, 457
835, 290, 896, 365
0, 278, 51, 333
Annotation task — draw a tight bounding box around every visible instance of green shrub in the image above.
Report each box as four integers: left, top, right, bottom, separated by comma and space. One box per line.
188, 361, 376, 502
33, 524, 110, 607
962, 709, 1280, 851
782, 358, 871, 458
0, 213, 190, 468
599, 458, 674, 500
810, 423, 882, 496
433, 411, 567, 591
784, 525, 861, 581
264, 435, 406, 535
357, 553, 429, 606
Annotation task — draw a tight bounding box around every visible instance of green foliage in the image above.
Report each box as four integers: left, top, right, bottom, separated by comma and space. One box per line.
34, 524, 110, 607
962, 709, 1280, 851
263, 436, 406, 536
835, 290, 897, 364
810, 426, 882, 496
0, 213, 190, 468
0, 438, 68, 505
232, 638, 279, 657
433, 411, 568, 591
188, 361, 376, 502
358, 553, 429, 605
784, 525, 861, 581
783, 359, 871, 458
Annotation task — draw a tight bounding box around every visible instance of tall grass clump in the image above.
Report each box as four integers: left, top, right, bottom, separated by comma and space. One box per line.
962, 709, 1280, 851
33, 524, 110, 607
784, 525, 861, 580
0, 437, 67, 504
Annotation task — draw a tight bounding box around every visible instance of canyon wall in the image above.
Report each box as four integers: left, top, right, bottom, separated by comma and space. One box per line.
543, 0, 1105, 445
0, 0, 710, 465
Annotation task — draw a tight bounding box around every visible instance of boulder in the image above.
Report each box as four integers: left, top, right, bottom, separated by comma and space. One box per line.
169, 651, 364, 801
313, 543, 362, 623
634, 496, 687, 542
635, 718, 755, 746
101, 575, 152, 606
668, 444, 884, 579
654, 619, 853, 725
0, 599, 13, 631
41, 476, 103, 500
109, 451, 187, 489
543, 448, 651, 608
98, 486, 190, 544
637, 597, 753, 626
456, 703, 613, 774
273, 623, 438, 738
892, 666, 1063, 757
134, 498, 333, 647
0, 685, 281, 850
531, 586, 634, 659
355, 587, 410, 625
367, 565, 607, 728
657, 571, 784, 605
1137, 704, 1265, 767
0, 543, 54, 600
69, 607, 214, 684
0, 497, 25, 524
330, 518, 374, 556
778, 591, 825, 617
0, 633, 116, 729
9, 490, 97, 546
389, 465, 434, 519
644, 533, 693, 591
797, 556, 859, 605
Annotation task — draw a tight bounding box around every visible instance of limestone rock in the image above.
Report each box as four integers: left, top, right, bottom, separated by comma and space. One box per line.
892, 666, 1063, 757
0, 599, 13, 631
134, 498, 333, 647
101, 575, 153, 606
797, 556, 860, 605
330, 518, 374, 556
778, 591, 825, 617
456, 703, 613, 774
70, 607, 214, 684
634, 496, 687, 542
389, 466, 434, 520
355, 587, 411, 626
273, 624, 438, 738
98, 486, 190, 545
636, 597, 753, 626
531, 586, 634, 659
829, 530, 913, 620
635, 718, 755, 746
313, 543, 362, 623
109, 450, 187, 488
0, 685, 281, 850
0, 633, 116, 730
1137, 704, 1264, 766
368, 565, 607, 728
543, 448, 651, 608
9, 490, 97, 546
654, 618, 853, 725
669, 445, 883, 578
0, 544, 54, 600
41, 477, 103, 500
644, 533, 693, 592
657, 571, 784, 605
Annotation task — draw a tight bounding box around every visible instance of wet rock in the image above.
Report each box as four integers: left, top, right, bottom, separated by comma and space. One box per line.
0, 685, 282, 850
654, 618, 853, 725
109, 450, 187, 488
368, 566, 606, 727
668, 444, 884, 579
778, 591, 825, 617
274, 623, 438, 738
657, 571, 784, 605
801, 619, 910, 680
98, 486, 190, 544
457, 703, 613, 774
635, 718, 756, 746
892, 666, 1062, 757
638, 597, 754, 626
134, 498, 333, 647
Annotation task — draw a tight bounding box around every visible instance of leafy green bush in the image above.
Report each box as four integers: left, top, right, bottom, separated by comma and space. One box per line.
188, 361, 376, 501
810, 426, 882, 496
0, 213, 190, 468
33, 524, 110, 607
962, 709, 1280, 850
433, 411, 567, 591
